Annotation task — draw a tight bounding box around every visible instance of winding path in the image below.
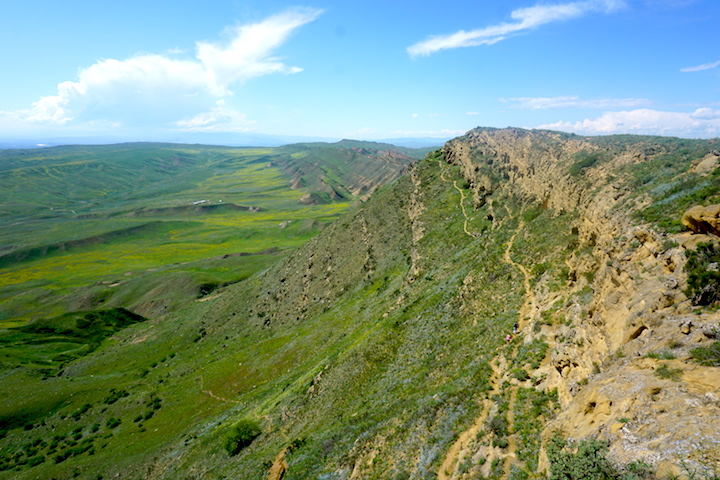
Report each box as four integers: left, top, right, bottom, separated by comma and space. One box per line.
435, 196, 537, 480
438, 160, 478, 238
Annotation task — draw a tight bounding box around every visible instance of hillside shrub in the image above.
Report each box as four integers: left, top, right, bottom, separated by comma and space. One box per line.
515, 339, 549, 369
547, 435, 654, 480
223, 419, 261, 456
488, 415, 508, 437
690, 341, 720, 366
105, 417, 121, 429
511, 368, 530, 381
684, 242, 720, 305
569, 151, 603, 177
654, 364, 682, 381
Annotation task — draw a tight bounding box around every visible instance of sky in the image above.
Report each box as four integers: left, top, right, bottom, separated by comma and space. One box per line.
0, 0, 719, 145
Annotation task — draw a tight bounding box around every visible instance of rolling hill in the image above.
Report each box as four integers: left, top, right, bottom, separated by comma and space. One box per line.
0, 141, 427, 326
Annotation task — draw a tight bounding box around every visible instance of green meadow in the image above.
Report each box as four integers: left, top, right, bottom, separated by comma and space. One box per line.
0, 142, 418, 326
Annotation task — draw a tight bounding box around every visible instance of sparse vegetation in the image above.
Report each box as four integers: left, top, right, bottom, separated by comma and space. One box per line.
685, 242, 720, 305
690, 341, 720, 367
569, 151, 604, 177
547, 435, 654, 480
645, 350, 676, 360
515, 339, 549, 370
654, 364, 683, 381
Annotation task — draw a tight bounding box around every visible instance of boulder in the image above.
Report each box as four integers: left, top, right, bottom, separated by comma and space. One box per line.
693, 153, 719, 175
681, 204, 720, 236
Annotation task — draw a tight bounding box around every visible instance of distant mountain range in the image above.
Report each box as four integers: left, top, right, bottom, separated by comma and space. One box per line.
0, 132, 449, 149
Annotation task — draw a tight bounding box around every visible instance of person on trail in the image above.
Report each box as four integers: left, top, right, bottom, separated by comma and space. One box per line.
506, 334, 512, 342
513, 322, 519, 334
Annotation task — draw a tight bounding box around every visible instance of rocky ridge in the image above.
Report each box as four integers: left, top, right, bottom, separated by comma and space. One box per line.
440, 128, 720, 478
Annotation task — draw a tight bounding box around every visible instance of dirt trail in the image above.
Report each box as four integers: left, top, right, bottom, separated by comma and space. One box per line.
502, 386, 520, 478
498, 221, 536, 479
438, 160, 477, 238
438, 361, 501, 480
437, 220, 536, 480
199, 375, 243, 404
503, 220, 535, 318
407, 168, 426, 282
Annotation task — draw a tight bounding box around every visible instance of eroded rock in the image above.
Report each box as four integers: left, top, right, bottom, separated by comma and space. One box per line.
681, 204, 720, 236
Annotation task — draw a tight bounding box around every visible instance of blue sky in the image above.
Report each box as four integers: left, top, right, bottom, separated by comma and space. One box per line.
1, 0, 719, 144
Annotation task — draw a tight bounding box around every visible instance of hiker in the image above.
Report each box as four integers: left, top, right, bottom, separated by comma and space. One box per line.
506, 334, 512, 342
513, 322, 519, 334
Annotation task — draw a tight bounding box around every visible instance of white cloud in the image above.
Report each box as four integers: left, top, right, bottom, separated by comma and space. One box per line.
197, 8, 321, 96
535, 108, 720, 137
680, 60, 720, 72
690, 108, 720, 120
176, 100, 255, 132
3, 8, 321, 130
407, 0, 624, 57
503, 96, 650, 109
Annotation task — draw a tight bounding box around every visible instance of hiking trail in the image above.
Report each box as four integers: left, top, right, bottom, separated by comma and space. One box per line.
438, 159, 478, 238
437, 217, 537, 480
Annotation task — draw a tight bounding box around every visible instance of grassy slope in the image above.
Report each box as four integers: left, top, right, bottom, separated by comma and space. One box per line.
0, 149, 523, 479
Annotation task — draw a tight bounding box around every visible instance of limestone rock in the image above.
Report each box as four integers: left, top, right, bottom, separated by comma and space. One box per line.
681, 204, 720, 236
693, 153, 719, 175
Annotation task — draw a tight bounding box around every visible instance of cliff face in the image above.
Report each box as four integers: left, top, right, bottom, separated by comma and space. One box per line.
440, 128, 720, 476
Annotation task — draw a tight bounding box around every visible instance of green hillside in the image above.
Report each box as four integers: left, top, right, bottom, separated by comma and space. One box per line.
0, 141, 421, 326
1, 130, 720, 480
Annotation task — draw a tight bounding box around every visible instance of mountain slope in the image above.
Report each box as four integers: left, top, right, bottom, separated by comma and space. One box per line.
1, 129, 719, 480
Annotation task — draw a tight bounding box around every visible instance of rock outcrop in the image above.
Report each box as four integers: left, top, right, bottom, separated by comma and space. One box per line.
682, 204, 720, 236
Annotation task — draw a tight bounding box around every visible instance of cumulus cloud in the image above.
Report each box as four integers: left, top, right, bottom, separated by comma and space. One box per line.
535, 108, 720, 137
503, 96, 649, 109
3, 8, 321, 130
690, 108, 720, 120
407, 0, 624, 57
680, 60, 720, 72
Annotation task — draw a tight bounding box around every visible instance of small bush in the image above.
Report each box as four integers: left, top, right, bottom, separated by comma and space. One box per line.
685, 242, 720, 305
547, 436, 644, 480
654, 364, 682, 381
569, 151, 603, 177
106, 417, 121, 429
26, 455, 45, 467
690, 341, 720, 366
645, 350, 675, 360
488, 415, 508, 437
223, 419, 261, 456
493, 437, 509, 449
